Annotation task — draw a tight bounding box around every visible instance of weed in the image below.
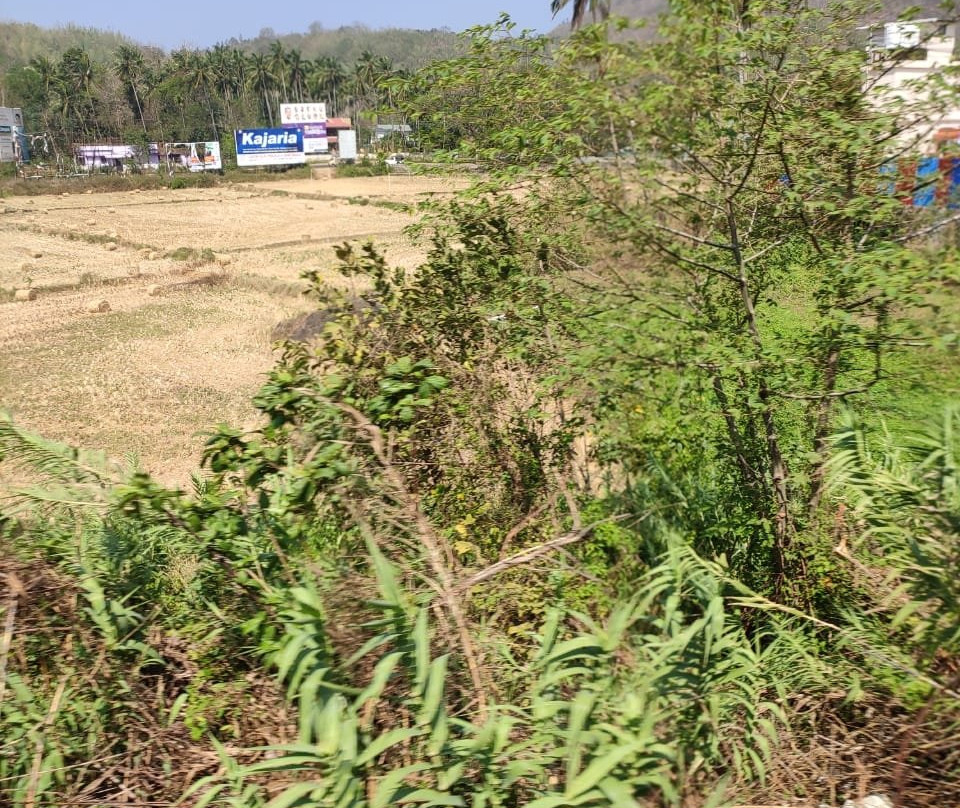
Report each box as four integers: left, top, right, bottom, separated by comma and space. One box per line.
167, 246, 216, 263
335, 158, 389, 178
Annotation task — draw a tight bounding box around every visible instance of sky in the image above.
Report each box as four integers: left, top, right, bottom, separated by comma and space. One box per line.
0, 1, 562, 50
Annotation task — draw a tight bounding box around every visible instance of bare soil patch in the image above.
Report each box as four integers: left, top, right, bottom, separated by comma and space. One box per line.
0, 175, 444, 485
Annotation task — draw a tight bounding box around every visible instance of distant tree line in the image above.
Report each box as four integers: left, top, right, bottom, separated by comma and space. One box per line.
0, 38, 418, 154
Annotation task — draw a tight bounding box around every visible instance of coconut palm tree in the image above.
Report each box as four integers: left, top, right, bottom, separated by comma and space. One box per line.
287, 49, 310, 103
188, 50, 220, 139
310, 56, 346, 115
28, 56, 58, 132
113, 44, 148, 134
550, 0, 612, 28
57, 47, 98, 140
353, 50, 380, 110
247, 53, 277, 126
268, 41, 289, 103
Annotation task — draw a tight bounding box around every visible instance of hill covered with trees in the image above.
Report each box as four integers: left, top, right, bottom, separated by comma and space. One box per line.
0, 19, 465, 153
0, 37, 424, 152
0, 21, 137, 72
0, 19, 462, 76
550, 0, 954, 32
232, 24, 462, 71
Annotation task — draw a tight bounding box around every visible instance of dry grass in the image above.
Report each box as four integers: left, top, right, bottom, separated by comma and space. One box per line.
0, 175, 440, 485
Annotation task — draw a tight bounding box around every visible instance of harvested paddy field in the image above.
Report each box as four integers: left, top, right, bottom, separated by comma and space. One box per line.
0, 173, 466, 485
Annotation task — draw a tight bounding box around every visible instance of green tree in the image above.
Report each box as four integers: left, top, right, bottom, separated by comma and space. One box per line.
112, 44, 147, 134
188, 49, 220, 139
56, 46, 98, 141
405, 2, 954, 603
268, 40, 288, 102
286, 47, 310, 103
246, 52, 276, 126
309, 55, 346, 115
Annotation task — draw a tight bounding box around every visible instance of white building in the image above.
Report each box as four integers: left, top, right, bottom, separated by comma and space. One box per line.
865, 18, 960, 148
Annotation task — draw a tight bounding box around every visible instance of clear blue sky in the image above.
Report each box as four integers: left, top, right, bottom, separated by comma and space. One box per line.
1, 1, 561, 50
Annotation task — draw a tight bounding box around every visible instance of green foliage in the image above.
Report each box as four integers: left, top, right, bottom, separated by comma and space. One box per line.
6, 3, 960, 806
0, 21, 134, 72
166, 245, 217, 260
402, 4, 956, 607
829, 407, 960, 671
196, 542, 786, 807
336, 157, 389, 177
0, 25, 429, 157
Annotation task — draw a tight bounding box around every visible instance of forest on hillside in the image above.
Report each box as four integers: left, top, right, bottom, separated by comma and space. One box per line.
0, 19, 462, 151
0, 20, 462, 74
0, 22, 136, 72
0, 39, 416, 153
4, 0, 960, 806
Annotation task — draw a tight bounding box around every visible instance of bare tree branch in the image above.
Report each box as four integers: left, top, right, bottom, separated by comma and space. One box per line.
457, 514, 631, 593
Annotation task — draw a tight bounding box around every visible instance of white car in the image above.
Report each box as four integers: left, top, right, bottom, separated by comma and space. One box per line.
385, 153, 405, 166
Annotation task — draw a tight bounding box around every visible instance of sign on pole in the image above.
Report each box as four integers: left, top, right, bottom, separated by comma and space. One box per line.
167, 141, 222, 172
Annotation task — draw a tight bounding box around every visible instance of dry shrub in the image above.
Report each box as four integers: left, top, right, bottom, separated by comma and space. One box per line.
271, 309, 336, 343
745, 693, 960, 808
271, 297, 377, 343
0, 554, 296, 807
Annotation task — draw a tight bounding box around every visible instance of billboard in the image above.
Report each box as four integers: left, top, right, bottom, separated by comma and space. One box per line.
0, 107, 23, 128
235, 128, 305, 167
298, 122, 328, 154
166, 141, 222, 172
0, 108, 24, 163
280, 103, 326, 125
280, 103, 328, 154
74, 144, 146, 170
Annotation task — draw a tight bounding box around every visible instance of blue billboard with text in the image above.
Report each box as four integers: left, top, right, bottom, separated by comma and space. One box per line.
235, 127, 305, 167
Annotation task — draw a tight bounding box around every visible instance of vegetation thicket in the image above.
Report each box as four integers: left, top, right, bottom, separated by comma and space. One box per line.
4, 1, 960, 806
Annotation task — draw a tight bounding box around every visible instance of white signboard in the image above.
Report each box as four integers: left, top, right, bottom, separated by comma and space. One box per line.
280, 103, 327, 125
338, 129, 357, 161
884, 22, 919, 49
285, 122, 327, 155
280, 103, 328, 153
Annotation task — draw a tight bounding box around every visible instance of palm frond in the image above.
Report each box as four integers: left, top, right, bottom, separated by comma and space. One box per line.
0, 412, 122, 485
0, 412, 125, 511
